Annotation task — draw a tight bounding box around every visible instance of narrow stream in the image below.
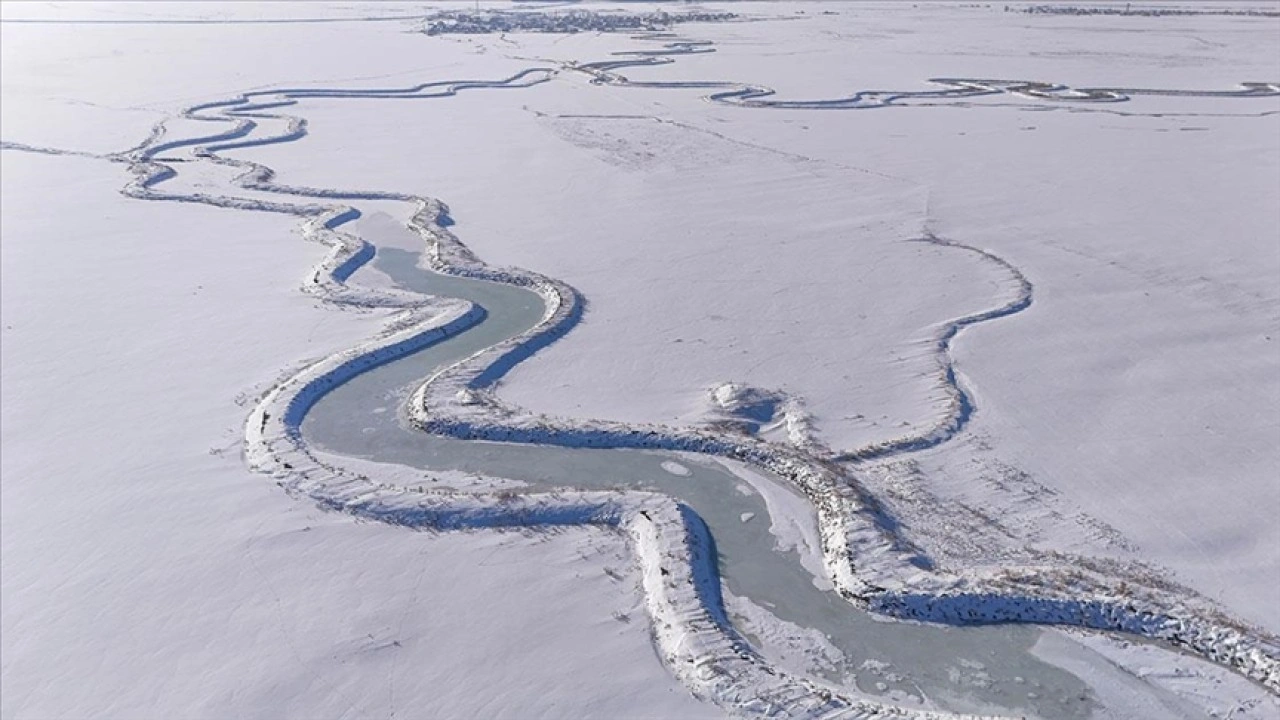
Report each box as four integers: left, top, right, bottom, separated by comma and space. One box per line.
292, 214, 1136, 718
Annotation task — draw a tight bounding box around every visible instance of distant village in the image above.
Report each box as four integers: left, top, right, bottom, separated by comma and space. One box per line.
424, 10, 738, 36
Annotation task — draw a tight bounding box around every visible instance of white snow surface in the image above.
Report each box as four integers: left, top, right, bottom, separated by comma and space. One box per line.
0, 149, 713, 720
219, 3, 1279, 634
0, 7, 718, 719
3, 1, 1279, 717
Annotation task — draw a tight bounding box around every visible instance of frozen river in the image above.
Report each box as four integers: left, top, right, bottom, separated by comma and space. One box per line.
301, 220, 1127, 718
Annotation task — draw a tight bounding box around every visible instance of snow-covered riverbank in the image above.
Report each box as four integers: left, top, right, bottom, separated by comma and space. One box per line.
4, 2, 1277, 718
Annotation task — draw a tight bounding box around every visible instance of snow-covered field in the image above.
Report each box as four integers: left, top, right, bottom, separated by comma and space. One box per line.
3, 2, 1277, 718
0, 6, 713, 719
